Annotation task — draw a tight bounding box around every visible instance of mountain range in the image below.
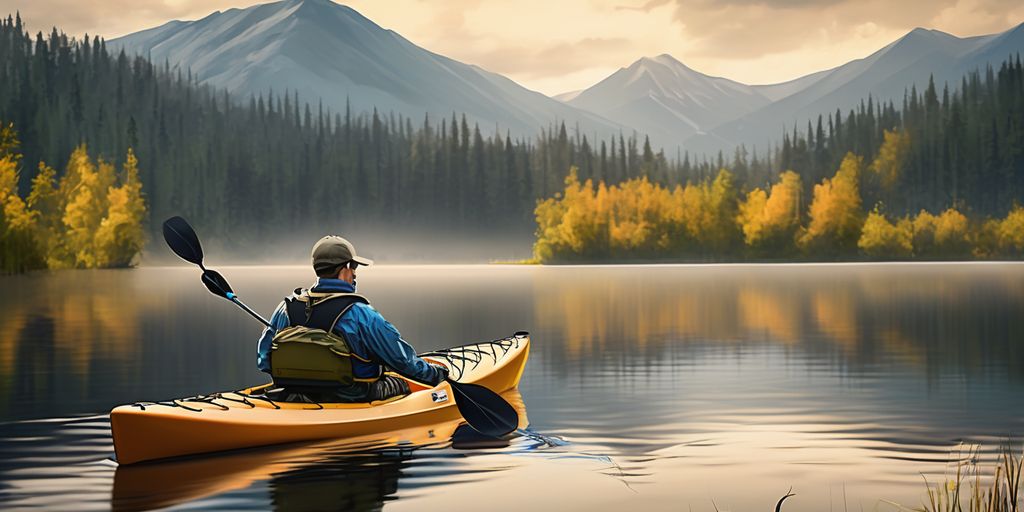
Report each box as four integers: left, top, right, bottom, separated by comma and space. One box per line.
108, 0, 622, 140
109, 0, 1024, 157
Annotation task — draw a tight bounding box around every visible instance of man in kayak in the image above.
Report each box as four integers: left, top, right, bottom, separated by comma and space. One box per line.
256, 236, 447, 402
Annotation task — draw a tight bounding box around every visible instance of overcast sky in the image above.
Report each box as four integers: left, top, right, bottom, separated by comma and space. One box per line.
4, 0, 1023, 96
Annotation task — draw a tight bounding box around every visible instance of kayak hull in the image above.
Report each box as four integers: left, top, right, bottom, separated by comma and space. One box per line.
111, 333, 530, 465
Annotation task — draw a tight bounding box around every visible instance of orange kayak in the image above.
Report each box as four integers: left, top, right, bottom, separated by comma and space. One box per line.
113, 389, 530, 510
110, 333, 530, 465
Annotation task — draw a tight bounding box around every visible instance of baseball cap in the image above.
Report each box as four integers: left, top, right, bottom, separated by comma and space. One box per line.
311, 236, 373, 275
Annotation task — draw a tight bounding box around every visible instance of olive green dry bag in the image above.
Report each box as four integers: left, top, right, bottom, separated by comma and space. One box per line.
269, 292, 369, 387
270, 325, 355, 386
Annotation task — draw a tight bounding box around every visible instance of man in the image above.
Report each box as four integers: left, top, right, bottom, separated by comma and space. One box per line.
257, 236, 447, 402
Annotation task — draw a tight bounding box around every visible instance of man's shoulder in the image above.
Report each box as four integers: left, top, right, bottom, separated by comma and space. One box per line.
347, 300, 380, 317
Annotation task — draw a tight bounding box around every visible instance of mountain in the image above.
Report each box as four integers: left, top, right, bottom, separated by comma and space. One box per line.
689, 24, 1024, 154
108, 0, 623, 140
563, 54, 771, 150
563, 24, 1024, 156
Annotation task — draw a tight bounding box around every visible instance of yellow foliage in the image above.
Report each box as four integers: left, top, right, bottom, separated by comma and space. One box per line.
912, 208, 971, 258
969, 218, 1000, 259
59, 145, 112, 268
1, 158, 35, 231
998, 205, 1024, 255
870, 129, 911, 189
0, 122, 20, 162
533, 168, 740, 262
27, 162, 62, 265
737, 170, 802, 254
799, 153, 865, 256
1, 154, 43, 272
858, 209, 912, 258
738, 187, 768, 243
95, 149, 147, 267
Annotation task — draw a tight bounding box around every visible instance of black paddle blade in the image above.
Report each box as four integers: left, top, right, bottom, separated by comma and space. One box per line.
201, 269, 234, 298
447, 380, 518, 438
162, 216, 204, 265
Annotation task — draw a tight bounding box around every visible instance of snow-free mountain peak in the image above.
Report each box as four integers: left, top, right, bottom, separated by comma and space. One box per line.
567, 54, 770, 148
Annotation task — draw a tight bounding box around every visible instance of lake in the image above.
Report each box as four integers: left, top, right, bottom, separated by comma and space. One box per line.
1, 263, 1022, 511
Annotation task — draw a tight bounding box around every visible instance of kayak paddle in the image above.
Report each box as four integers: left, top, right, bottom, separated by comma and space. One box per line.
162, 216, 270, 327
160, 216, 519, 438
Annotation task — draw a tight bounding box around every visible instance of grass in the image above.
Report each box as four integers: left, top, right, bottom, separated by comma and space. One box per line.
769, 444, 1021, 512
883, 444, 1023, 512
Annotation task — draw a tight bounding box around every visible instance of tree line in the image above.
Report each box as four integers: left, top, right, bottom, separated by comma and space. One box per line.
533, 149, 1024, 262
1, 14, 1022, 261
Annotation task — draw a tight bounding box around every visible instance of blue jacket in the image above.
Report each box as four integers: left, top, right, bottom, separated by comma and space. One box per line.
257, 278, 444, 385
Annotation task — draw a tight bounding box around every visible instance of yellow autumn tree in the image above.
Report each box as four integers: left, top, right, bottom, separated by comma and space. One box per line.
26, 162, 63, 266
799, 153, 865, 257
0, 124, 44, 273
1, 154, 44, 273
912, 208, 971, 259
870, 129, 911, 189
969, 218, 1000, 259
95, 148, 148, 267
534, 168, 604, 261
55, 145, 117, 268
998, 205, 1024, 256
737, 170, 802, 255
674, 169, 740, 255
858, 208, 912, 258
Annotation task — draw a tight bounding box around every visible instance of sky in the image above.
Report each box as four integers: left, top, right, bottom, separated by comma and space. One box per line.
4, 0, 1024, 96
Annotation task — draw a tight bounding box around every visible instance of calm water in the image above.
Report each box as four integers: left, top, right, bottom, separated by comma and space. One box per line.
1, 264, 1022, 511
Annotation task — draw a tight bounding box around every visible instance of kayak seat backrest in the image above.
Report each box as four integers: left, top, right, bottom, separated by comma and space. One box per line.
270, 292, 369, 388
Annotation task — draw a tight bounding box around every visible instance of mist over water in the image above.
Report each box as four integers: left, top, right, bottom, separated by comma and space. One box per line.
139, 224, 536, 265
1, 263, 1022, 510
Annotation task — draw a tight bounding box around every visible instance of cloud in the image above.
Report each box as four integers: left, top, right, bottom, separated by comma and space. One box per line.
461, 37, 634, 78
615, 0, 671, 12
662, 0, 1023, 60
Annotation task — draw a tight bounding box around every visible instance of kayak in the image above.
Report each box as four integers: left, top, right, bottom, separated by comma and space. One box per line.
113, 389, 529, 510
110, 332, 530, 465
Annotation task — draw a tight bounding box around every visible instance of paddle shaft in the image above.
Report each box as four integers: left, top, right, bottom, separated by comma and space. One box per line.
226, 292, 272, 327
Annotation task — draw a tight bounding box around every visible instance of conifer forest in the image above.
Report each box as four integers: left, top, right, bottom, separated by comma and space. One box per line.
1, 15, 1023, 267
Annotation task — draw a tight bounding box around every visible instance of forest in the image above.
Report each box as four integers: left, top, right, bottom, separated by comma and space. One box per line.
1, 13, 1022, 265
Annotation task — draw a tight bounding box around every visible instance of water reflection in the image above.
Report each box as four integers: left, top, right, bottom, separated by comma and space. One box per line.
1, 263, 1023, 510
529, 264, 1024, 380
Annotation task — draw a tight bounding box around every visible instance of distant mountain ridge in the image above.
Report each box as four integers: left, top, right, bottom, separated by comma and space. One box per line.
108, 0, 623, 140
695, 25, 1024, 154
109, 1, 1024, 157
564, 23, 1024, 155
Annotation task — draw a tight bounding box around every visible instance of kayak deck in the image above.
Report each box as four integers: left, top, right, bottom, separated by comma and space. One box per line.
110, 332, 530, 465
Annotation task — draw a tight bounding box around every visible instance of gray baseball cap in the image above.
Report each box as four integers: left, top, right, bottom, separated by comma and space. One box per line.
311, 236, 373, 274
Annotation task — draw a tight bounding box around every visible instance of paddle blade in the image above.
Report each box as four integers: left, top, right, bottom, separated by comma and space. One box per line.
201, 269, 234, 298
162, 216, 204, 265
447, 380, 518, 438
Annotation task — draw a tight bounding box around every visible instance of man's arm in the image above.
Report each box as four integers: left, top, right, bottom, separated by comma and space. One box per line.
256, 302, 289, 373
349, 303, 446, 385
